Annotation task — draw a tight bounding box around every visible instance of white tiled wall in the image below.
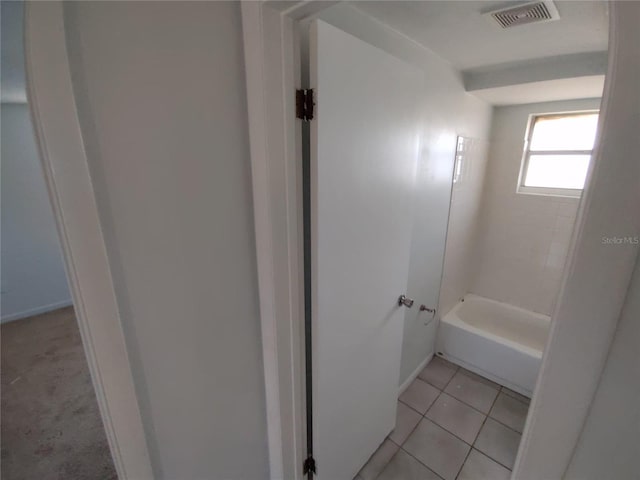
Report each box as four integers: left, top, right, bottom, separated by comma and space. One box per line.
439, 138, 490, 317
470, 98, 602, 315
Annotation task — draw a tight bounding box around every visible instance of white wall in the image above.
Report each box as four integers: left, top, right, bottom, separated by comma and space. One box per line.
471, 98, 602, 315
63, 3, 268, 479
1, 103, 71, 322
512, 1, 640, 475
1, 1, 28, 103
315, 4, 493, 385
565, 254, 640, 479
561, 9, 640, 474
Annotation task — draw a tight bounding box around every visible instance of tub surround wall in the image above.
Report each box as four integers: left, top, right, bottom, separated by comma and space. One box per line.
471, 98, 602, 316
439, 138, 490, 318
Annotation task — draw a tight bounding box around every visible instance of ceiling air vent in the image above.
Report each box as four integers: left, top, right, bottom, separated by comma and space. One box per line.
486, 1, 560, 29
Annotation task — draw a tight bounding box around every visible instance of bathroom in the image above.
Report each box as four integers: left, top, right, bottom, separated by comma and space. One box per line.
378, 75, 602, 480
297, 1, 608, 479
436, 101, 601, 398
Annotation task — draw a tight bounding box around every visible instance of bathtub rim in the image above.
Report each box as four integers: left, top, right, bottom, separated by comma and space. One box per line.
443, 294, 551, 359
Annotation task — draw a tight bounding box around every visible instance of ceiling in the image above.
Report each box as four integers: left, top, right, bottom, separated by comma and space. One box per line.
3, 1, 609, 106
1, 1, 26, 103
350, 1, 608, 70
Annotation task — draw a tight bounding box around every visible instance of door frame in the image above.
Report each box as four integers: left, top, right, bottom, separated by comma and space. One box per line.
240, 3, 330, 478
24, 3, 154, 479
242, 2, 639, 479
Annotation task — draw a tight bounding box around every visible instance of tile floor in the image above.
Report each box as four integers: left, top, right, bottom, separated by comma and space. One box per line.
355, 356, 530, 480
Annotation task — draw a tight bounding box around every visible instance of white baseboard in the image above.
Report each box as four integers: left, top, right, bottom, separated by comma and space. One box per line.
398, 351, 434, 396
1, 299, 73, 324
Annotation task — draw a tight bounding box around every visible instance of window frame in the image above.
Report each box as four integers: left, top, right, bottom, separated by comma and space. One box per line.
517, 110, 599, 198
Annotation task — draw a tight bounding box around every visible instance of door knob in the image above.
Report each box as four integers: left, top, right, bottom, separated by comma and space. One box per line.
398, 295, 414, 308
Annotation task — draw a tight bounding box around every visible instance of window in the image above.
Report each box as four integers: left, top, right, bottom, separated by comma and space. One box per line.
519, 111, 599, 196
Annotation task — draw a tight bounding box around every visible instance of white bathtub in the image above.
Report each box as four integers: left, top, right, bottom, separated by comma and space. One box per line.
436, 295, 551, 397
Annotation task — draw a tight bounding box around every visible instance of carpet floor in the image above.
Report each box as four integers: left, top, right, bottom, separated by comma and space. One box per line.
1, 306, 117, 479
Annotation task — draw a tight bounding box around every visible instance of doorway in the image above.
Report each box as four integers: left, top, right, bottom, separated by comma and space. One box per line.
242, 2, 613, 479
299, 3, 608, 479
1, 2, 115, 478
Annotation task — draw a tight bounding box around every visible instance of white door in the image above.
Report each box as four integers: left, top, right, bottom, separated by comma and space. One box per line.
310, 20, 424, 480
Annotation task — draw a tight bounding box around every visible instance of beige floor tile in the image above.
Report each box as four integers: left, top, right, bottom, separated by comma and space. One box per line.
403, 418, 470, 480
457, 449, 511, 480
376, 449, 441, 480
357, 438, 399, 480
418, 356, 458, 389
458, 368, 501, 390
426, 393, 486, 444
501, 387, 531, 405
474, 418, 521, 469
490, 392, 529, 433
444, 371, 499, 413
389, 401, 421, 445
399, 378, 440, 414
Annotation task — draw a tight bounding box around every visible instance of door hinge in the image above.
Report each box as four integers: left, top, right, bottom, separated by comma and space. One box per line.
303, 456, 317, 476
296, 89, 314, 121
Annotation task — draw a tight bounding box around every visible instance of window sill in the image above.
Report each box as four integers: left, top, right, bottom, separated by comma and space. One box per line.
517, 185, 582, 198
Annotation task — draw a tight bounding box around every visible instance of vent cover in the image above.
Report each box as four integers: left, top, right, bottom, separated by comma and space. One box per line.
486, 1, 560, 28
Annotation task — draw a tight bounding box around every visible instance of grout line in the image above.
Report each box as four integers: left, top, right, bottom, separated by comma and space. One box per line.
395, 444, 446, 480
418, 357, 460, 392
471, 446, 514, 473
474, 388, 501, 445
425, 390, 445, 418
456, 367, 502, 390
421, 415, 477, 448
443, 356, 531, 407
412, 388, 524, 469
397, 388, 437, 416
443, 364, 461, 388
372, 438, 444, 480
396, 366, 463, 479
406, 366, 527, 436
454, 384, 503, 480
454, 445, 474, 480
390, 360, 523, 478
419, 375, 456, 392
487, 391, 527, 435
488, 415, 525, 436
499, 385, 531, 406
397, 397, 424, 416
382, 362, 453, 480
389, 403, 423, 448
469, 391, 517, 473
447, 392, 495, 416
441, 386, 526, 436
443, 385, 496, 413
